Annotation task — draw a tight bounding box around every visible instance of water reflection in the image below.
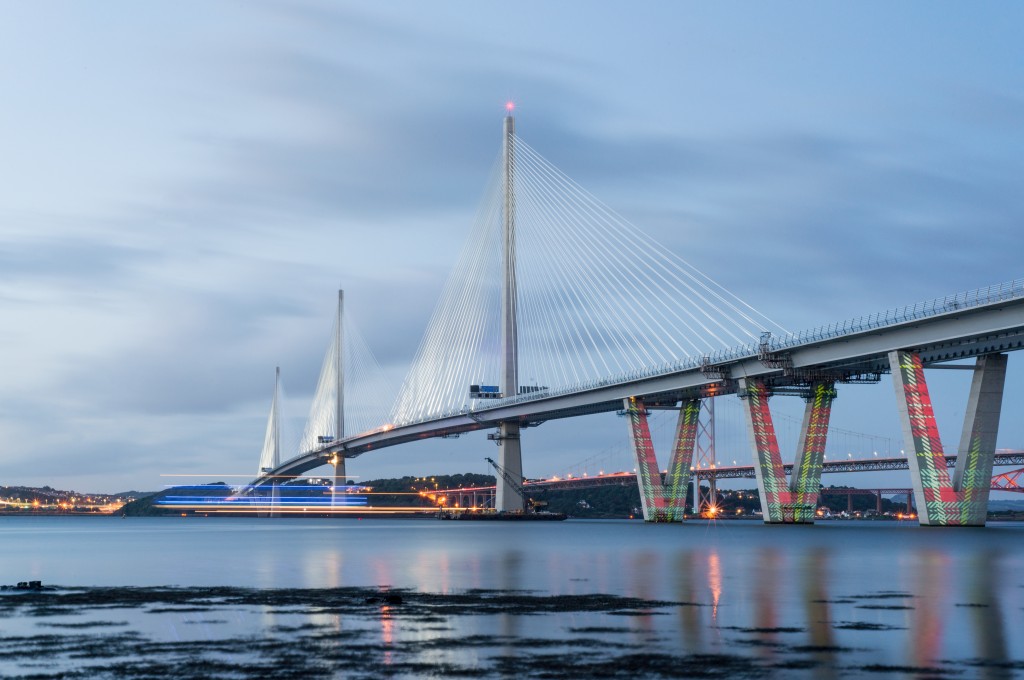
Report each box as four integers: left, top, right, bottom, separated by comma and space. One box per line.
498, 549, 523, 592
371, 556, 397, 667
310, 549, 343, 589
591, 551, 611, 594
674, 551, 702, 652
371, 556, 394, 588
628, 550, 659, 636
967, 550, 1007, 679
304, 545, 344, 639
6, 518, 1023, 677
707, 550, 722, 623
678, 537, 1020, 677
751, 547, 782, 661
380, 604, 394, 667
803, 548, 836, 680
498, 549, 523, 676
912, 550, 947, 669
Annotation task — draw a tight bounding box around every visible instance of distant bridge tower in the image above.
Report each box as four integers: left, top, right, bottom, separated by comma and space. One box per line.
495, 111, 524, 512
257, 366, 282, 515
257, 366, 282, 475
333, 290, 346, 502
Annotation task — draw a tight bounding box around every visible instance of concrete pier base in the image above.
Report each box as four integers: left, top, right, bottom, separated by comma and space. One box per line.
332, 458, 347, 509
495, 422, 524, 512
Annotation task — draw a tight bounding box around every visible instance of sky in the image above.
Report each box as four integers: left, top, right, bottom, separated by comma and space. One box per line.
1, 1, 1023, 494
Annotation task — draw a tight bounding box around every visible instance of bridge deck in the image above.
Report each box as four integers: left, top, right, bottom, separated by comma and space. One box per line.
260, 282, 1024, 485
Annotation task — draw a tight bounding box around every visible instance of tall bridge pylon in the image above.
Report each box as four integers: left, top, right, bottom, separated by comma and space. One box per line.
298, 289, 349, 492
388, 110, 787, 513
496, 113, 523, 512
332, 290, 346, 502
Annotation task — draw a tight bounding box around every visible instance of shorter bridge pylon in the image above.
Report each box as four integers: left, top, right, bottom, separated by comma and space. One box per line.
256, 366, 283, 517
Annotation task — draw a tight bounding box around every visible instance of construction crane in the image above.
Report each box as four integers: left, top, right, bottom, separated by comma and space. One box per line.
485, 457, 547, 513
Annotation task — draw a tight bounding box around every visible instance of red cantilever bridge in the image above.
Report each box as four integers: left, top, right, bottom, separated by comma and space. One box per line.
251, 114, 1024, 528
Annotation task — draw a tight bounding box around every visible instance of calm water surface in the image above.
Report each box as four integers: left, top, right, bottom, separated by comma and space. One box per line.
2, 516, 1023, 678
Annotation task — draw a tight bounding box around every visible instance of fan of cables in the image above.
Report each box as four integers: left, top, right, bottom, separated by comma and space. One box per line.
392, 132, 786, 426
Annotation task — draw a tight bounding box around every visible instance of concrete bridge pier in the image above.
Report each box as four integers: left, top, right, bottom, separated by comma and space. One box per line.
332, 457, 346, 509
739, 378, 835, 524
495, 422, 524, 512
255, 483, 281, 519
270, 484, 280, 518
623, 396, 700, 522
890, 350, 1007, 526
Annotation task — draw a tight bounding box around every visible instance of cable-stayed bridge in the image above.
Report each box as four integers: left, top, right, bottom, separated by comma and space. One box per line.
252, 111, 1024, 527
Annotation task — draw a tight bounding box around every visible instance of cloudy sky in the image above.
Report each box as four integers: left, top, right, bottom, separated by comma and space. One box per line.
2, 1, 1022, 494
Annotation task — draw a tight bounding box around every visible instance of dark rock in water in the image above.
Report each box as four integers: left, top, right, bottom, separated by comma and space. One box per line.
384, 594, 403, 605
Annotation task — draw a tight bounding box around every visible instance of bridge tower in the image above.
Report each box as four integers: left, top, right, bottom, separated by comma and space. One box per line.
257, 366, 282, 515
495, 110, 524, 512
333, 290, 346, 504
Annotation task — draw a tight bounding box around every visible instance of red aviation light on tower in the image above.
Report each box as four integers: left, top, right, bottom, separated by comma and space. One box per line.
505, 100, 515, 113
